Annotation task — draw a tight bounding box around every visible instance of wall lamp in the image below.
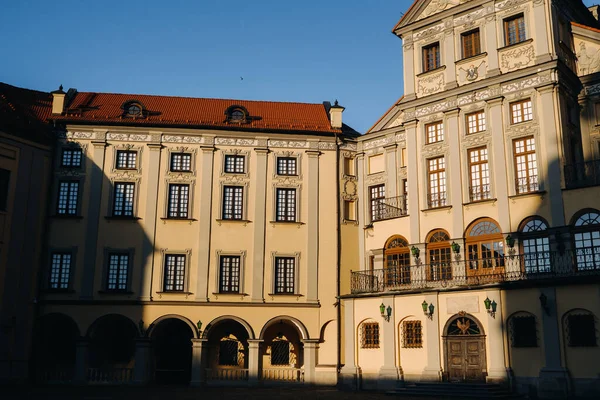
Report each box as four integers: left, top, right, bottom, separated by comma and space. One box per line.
539, 293, 550, 315
422, 300, 434, 319
411, 246, 420, 260
483, 297, 497, 318
197, 320, 203, 333
451, 241, 461, 254
380, 303, 392, 322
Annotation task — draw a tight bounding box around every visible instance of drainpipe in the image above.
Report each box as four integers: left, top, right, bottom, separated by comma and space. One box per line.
334, 132, 342, 373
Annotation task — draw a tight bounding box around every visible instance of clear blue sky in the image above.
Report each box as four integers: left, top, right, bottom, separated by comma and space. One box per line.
1, 1, 598, 133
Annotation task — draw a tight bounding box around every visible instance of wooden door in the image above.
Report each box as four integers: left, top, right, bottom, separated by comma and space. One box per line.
446, 337, 486, 382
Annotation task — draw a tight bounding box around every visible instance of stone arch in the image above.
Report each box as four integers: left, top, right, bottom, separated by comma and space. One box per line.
319, 319, 334, 342
443, 313, 486, 336
259, 315, 309, 340
36, 312, 81, 337
86, 313, 139, 338
86, 314, 139, 369
33, 313, 81, 378
148, 314, 199, 339
202, 315, 255, 340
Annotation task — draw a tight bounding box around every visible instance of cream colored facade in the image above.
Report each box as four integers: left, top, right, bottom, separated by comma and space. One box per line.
339, 0, 600, 398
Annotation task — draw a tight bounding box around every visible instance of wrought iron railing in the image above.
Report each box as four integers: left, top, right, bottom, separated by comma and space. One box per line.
427, 192, 447, 208
515, 176, 539, 194
564, 160, 600, 189
469, 184, 491, 202
350, 249, 600, 294
371, 195, 408, 222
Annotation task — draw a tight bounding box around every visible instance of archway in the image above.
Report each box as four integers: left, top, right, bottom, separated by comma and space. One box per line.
260, 317, 305, 382
443, 313, 487, 382
204, 317, 251, 382
87, 314, 138, 372
151, 317, 194, 384
33, 313, 79, 383
465, 218, 504, 283
384, 235, 411, 288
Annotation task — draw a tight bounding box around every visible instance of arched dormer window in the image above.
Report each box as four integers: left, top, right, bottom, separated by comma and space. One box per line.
465, 218, 504, 280
224, 105, 249, 124
519, 217, 551, 274
572, 210, 600, 270
426, 229, 452, 281
121, 101, 145, 118
384, 235, 411, 287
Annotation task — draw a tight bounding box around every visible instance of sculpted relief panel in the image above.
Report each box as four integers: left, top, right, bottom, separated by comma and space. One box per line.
499, 43, 535, 73
456, 59, 487, 86
416, 0, 471, 21
575, 39, 600, 76
417, 71, 445, 97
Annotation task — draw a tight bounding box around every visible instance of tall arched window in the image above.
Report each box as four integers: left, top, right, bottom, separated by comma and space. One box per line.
426, 229, 452, 281
465, 218, 504, 280
519, 217, 551, 274
573, 211, 600, 270
384, 235, 411, 287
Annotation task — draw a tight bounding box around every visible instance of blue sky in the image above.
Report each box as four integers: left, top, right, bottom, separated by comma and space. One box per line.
1, 1, 598, 133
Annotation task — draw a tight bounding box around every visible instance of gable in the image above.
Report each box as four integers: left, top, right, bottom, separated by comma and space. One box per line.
367, 96, 404, 134
395, 0, 471, 31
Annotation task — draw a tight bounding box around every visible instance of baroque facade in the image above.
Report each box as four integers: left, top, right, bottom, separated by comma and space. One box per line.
339, 0, 600, 398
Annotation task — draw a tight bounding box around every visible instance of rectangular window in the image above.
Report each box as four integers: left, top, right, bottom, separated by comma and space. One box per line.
468, 147, 490, 202
423, 42, 441, 72
274, 257, 295, 294
49, 253, 71, 289
170, 153, 192, 172
567, 314, 597, 347
222, 186, 243, 220
61, 148, 82, 168
116, 150, 137, 169
57, 181, 79, 215
277, 157, 297, 176
361, 322, 380, 349
466, 111, 486, 134
276, 188, 296, 222
219, 255, 241, 293
461, 29, 481, 59
113, 182, 135, 217
514, 136, 538, 194
107, 253, 129, 291
402, 321, 423, 348
504, 14, 526, 46
428, 157, 446, 208
510, 316, 538, 347
426, 121, 444, 144
168, 184, 189, 218
163, 254, 186, 292
511, 99, 533, 124
0, 168, 10, 211
369, 184, 385, 222
343, 157, 355, 176
224, 154, 245, 173
344, 200, 356, 221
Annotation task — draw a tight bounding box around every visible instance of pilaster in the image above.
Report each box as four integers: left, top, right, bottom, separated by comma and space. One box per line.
487, 96, 511, 233
378, 300, 399, 390
384, 143, 398, 197
422, 293, 442, 381
306, 148, 321, 303
403, 36, 416, 100
247, 339, 263, 385
339, 298, 360, 389
483, 13, 500, 76
190, 338, 208, 386
405, 120, 420, 242
195, 145, 215, 301
302, 339, 320, 385
532, 0, 551, 64
357, 152, 366, 272
446, 109, 463, 237
133, 338, 153, 385
443, 18, 458, 90
485, 289, 507, 383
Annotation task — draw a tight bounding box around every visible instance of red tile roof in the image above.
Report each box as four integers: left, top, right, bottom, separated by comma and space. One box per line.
0, 82, 53, 144
50, 91, 341, 135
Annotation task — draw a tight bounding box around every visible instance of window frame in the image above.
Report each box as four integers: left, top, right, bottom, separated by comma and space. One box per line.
468, 146, 491, 202
219, 255, 242, 294
402, 320, 423, 348
422, 42, 441, 72
48, 252, 73, 290
60, 147, 83, 169
504, 14, 526, 46
276, 157, 298, 176
510, 99, 533, 125
222, 185, 244, 220
275, 187, 297, 222
513, 135, 539, 194
565, 312, 597, 347
369, 184, 385, 223
509, 314, 538, 348
115, 150, 138, 170
170, 153, 192, 173
56, 180, 80, 216
466, 110, 486, 134
274, 256, 296, 294
427, 156, 447, 208
223, 154, 245, 174
112, 181, 136, 217
361, 322, 380, 349
461, 29, 481, 59
162, 253, 188, 292
426, 229, 452, 281
519, 217, 551, 274
425, 121, 444, 144
106, 252, 131, 292
167, 183, 190, 219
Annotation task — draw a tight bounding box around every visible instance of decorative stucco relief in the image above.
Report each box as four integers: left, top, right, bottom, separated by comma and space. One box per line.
454, 7, 485, 28
388, 112, 404, 129
66, 131, 96, 140
340, 143, 357, 151
342, 179, 358, 201
576, 41, 600, 76
268, 140, 308, 149
499, 44, 535, 73
456, 74, 551, 107
457, 60, 487, 86
585, 83, 600, 96
365, 172, 387, 186
162, 135, 205, 144
318, 142, 337, 150
363, 137, 392, 150
415, 99, 456, 118
413, 23, 445, 42
495, 0, 528, 13
395, 133, 406, 143
504, 123, 539, 138
416, 0, 468, 21
417, 72, 445, 97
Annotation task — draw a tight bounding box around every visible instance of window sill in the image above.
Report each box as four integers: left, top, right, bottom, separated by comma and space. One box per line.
269, 221, 305, 226
455, 52, 488, 65
508, 190, 546, 199
160, 217, 197, 222
51, 215, 83, 220
104, 216, 141, 221
498, 38, 533, 52
169, 170, 192, 173
115, 167, 138, 171
156, 291, 193, 295
97, 290, 134, 295
416, 65, 446, 78
212, 292, 248, 296
59, 166, 83, 170
42, 289, 76, 294
509, 119, 534, 126
463, 198, 497, 206
421, 205, 452, 212
267, 293, 303, 297
216, 219, 252, 225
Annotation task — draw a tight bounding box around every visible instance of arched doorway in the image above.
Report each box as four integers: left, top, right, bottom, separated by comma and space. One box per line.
465, 218, 504, 283
33, 313, 79, 383
151, 317, 194, 384
260, 318, 305, 382
443, 313, 487, 382
204, 318, 251, 382
384, 235, 411, 288
426, 229, 452, 281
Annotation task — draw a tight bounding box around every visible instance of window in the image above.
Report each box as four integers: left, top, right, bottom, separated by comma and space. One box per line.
219, 255, 241, 293
402, 321, 423, 348
426, 121, 444, 144
573, 211, 600, 270
49, 253, 71, 289
274, 257, 295, 294
461, 29, 481, 58
344, 157, 355, 176
57, 181, 79, 215
369, 184, 385, 222
361, 322, 380, 349
385, 236, 411, 286
124, 102, 143, 117
107, 253, 129, 291
466, 218, 505, 273
566, 313, 597, 347
520, 217, 551, 273
427, 157, 446, 208
61, 148, 82, 168
163, 254, 186, 292
276, 188, 296, 222
511, 99, 533, 124
0, 168, 10, 211
168, 184, 189, 218
116, 150, 137, 169
219, 336, 242, 366
224, 154, 245, 173
468, 147, 490, 202
277, 157, 297, 176
344, 200, 356, 221
113, 182, 135, 217
514, 136, 538, 194
170, 153, 192, 172
222, 186, 243, 220
510, 314, 538, 347
271, 338, 291, 365
423, 42, 441, 72
466, 111, 486, 134
427, 230, 452, 281
504, 14, 526, 46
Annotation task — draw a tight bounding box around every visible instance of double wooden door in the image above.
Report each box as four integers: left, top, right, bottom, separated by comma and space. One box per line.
445, 337, 486, 382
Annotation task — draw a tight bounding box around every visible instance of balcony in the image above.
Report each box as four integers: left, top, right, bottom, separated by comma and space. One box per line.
564, 160, 600, 189
371, 195, 408, 222
350, 249, 600, 294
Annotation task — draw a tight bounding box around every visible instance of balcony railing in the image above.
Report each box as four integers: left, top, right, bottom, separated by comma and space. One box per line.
371, 195, 408, 222
469, 184, 491, 202
427, 192, 447, 208
564, 160, 600, 189
515, 176, 539, 194
350, 249, 600, 294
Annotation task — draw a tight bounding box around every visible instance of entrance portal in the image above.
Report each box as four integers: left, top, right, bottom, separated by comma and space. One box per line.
443, 313, 487, 382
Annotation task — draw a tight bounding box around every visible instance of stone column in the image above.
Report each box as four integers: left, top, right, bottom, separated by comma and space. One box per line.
306, 148, 321, 303
195, 143, 215, 301
190, 338, 208, 386
404, 119, 420, 242
485, 289, 507, 383
403, 35, 416, 101
356, 152, 366, 271
247, 339, 263, 385
487, 96, 511, 233
302, 339, 319, 385
484, 13, 500, 76
339, 298, 360, 389
133, 338, 153, 385
378, 301, 399, 391
251, 146, 269, 302
446, 109, 464, 238
422, 293, 442, 381
384, 143, 398, 197
74, 338, 89, 384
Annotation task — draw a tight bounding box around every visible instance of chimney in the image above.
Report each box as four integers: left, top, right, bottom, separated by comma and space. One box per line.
328, 99, 345, 129
51, 84, 66, 114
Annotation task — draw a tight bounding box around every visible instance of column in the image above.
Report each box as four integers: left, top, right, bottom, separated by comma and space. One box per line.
190, 338, 208, 386
484, 12, 500, 77
139, 141, 162, 300
74, 338, 89, 384
422, 293, 442, 381
302, 339, 319, 385
532, 0, 552, 64
487, 96, 511, 233
404, 120, 420, 242
384, 143, 398, 197
133, 338, 153, 385
378, 301, 399, 391
195, 144, 215, 301
403, 36, 416, 101
306, 148, 321, 303
339, 298, 360, 389
446, 109, 464, 237
357, 152, 366, 271
485, 289, 507, 382
81, 135, 107, 299
251, 146, 269, 302
247, 339, 263, 386
443, 18, 457, 90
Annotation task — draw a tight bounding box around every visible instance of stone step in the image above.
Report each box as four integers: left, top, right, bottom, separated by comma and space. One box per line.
387, 382, 523, 399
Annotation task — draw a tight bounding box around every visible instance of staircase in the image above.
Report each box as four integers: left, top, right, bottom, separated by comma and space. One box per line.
388, 382, 523, 398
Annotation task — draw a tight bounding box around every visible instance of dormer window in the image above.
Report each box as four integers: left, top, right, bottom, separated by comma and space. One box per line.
225, 105, 250, 124
122, 101, 145, 118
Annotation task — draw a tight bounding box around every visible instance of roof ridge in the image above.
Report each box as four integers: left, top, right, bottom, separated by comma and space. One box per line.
0, 82, 52, 97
